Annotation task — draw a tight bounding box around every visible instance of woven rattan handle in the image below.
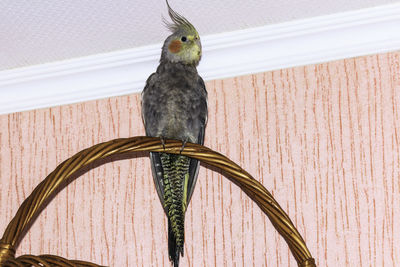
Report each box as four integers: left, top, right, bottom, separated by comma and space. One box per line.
0, 136, 316, 267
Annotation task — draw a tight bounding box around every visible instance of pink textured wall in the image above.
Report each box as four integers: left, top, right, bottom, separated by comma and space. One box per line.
1, 51, 400, 266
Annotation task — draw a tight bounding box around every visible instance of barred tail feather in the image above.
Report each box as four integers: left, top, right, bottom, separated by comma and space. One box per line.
160, 153, 190, 266
168, 218, 180, 267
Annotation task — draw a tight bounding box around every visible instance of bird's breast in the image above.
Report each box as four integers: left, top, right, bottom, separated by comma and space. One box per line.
144, 81, 203, 142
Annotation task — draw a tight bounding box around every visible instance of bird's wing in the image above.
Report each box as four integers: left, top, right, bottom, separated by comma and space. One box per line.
142, 72, 167, 210
185, 127, 204, 206
185, 76, 208, 207
141, 72, 156, 127
149, 151, 167, 210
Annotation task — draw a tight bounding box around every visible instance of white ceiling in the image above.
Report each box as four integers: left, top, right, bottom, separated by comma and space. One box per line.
1, 0, 399, 71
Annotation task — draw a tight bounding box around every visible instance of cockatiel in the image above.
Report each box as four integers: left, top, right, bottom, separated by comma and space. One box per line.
141, 1, 208, 266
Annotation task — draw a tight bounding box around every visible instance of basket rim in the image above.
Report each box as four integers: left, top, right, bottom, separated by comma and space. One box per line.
0, 136, 315, 267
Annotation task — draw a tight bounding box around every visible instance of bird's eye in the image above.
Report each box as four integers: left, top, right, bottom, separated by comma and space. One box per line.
181, 36, 187, 42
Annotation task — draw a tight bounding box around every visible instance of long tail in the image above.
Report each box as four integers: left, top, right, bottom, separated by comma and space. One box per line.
160, 153, 190, 267
168, 218, 180, 267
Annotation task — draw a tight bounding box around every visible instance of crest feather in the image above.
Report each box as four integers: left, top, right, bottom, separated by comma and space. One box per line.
164, 0, 197, 33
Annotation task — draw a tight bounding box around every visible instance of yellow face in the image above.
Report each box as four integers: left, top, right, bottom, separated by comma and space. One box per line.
168, 33, 202, 65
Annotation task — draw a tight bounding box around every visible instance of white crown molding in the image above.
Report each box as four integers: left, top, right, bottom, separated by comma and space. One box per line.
1, 3, 400, 115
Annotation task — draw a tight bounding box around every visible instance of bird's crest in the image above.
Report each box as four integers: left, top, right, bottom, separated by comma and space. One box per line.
164, 0, 197, 34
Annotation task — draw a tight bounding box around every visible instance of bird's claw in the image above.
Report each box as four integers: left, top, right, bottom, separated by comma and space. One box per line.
160, 136, 166, 151
180, 140, 187, 154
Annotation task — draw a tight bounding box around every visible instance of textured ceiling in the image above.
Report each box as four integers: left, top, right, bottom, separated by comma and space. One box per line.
1, 0, 399, 71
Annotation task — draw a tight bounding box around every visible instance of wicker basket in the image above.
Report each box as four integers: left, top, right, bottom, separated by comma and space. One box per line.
0, 136, 316, 267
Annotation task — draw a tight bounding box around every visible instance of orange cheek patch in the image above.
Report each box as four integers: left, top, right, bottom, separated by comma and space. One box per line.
168, 40, 182, 53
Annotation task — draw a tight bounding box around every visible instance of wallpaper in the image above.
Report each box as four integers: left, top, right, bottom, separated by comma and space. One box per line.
0, 51, 400, 266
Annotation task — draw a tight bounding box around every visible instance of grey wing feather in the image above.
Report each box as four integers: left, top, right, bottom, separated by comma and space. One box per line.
185, 76, 207, 205
149, 152, 167, 210
185, 127, 204, 204
143, 72, 167, 209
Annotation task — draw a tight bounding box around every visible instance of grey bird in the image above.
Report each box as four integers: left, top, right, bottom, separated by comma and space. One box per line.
141, 1, 208, 266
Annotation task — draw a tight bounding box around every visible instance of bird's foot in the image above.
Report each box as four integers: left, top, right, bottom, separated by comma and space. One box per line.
180, 139, 188, 154
160, 136, 166, 151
